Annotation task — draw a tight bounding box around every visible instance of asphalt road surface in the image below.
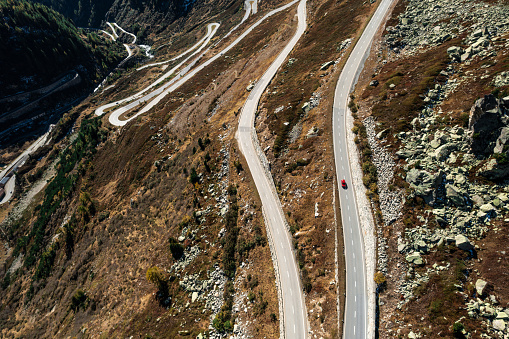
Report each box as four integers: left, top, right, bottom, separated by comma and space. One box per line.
0, 130, 50, 204
237, 0, 308, 337
95, 22, 220, 125
332, 0, 394, 337
95, 0, 297, 126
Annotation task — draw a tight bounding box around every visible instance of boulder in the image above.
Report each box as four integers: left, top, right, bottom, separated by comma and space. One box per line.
396, 148, 417, 159
306, 126, 319, 138
398, 242, 407, 253
416, 240, 428, 253
468, 94, 506, 156
493, 319, 506, 331
434, 143, 457, 161
477, 158, 509, 181
192, 291, 199, 302
497, 312, 509, 320
493, 71, 509, 88
406, 168, 433, 190
370, 79, 379, 87
471, 37, 489, 52
377, 129, 390, 139
401, 17, 413, 25
471, 194, 484, 206
447, 46, 462, 61
461, 51, 471, 62
406, 169, 442, 203
406, 252, 423, 265
430, 139, 441, 149
480, 203, 495, 213
446, 184, 467, 207
455, 234, 474, 251
475, 279, 488, 296
494, 127, 509, 154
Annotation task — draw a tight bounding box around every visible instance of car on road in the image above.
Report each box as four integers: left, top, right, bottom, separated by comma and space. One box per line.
341, 179, 347, 189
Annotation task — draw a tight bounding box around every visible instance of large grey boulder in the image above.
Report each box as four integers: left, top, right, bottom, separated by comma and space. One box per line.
476, 279, 488, 296
493, 319, 506, 331
302, 102, 311, 114
396, 148, 417, 159
447, 46, 462, 61
480, 203, 495, 213
320, 61, 335, 71
493, 71, 509, 87
497, 312, 509, 320
415, 240, 428, 253
446, 184, 468, 207
406, 168, 442, 203
406, 252, 423, 265
468, 94, 507, 156
434, 143, 457, 161
455, 234, 474, 251
406, 168, 437, 192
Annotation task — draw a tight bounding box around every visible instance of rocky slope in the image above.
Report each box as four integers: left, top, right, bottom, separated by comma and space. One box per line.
0, 2, 296, 338
354, 0, 509, 337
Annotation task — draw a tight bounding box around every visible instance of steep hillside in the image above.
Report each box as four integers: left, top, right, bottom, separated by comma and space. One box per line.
0, 1, 290, 338
34, 0, 116, 27
34, 0, 204, 37
0, 0, 125, 97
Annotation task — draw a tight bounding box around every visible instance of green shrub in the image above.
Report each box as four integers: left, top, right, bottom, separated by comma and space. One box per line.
71, 289, 87, 311
453, 322, 464, 337
189, 167, 199, 184
168, 237, 184, 260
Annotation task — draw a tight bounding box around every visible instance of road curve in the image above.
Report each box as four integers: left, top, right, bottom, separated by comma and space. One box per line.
137, 23, 220, 71
94, 23, 219, 119
332, 0, 394, 337
236, 0, 308, 337
0, 130, 51, 205
96, 0, 298, 126
112, 22, 137, 44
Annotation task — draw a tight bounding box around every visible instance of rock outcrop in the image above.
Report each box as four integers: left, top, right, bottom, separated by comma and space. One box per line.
468, 94, 509, 157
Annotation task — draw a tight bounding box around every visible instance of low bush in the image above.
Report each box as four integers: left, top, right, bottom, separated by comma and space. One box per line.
168, 237, 184, 260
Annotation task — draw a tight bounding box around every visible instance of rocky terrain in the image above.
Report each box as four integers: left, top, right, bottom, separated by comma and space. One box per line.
354, 0, 509, 337
4, 0, 509, 337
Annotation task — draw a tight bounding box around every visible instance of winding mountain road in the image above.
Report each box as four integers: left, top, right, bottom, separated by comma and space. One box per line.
137, 23, 220, 71
95, 0, 298, 126
93, 1, 309, 335
95, 22, 220, 125
0, 130, 51, 205
236, 0, 308, 337
332, 0, 394, 337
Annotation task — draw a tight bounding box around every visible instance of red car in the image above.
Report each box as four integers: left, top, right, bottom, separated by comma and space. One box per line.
341, 179, 347, 189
